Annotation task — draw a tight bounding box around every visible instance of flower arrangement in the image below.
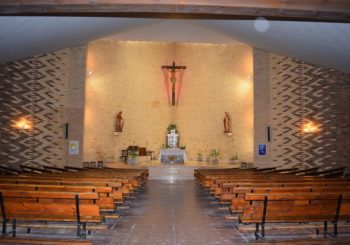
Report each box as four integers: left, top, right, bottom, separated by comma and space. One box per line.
231, 153, 239, 160
197, 152, 203, 161
230, 152, 240, 164
210, 149, 222, 158
167, 123, 177, 132
128, 149, 138, 159
210, 149, 222, 163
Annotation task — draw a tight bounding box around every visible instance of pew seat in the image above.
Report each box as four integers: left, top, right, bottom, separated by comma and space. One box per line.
0, 191, 102, 239
0, 237, 92, 244
241, 193, 350, 239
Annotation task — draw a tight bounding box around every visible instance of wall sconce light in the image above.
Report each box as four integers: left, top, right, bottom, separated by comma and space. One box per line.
14, 117, 32, 131
301, 120, 319, 134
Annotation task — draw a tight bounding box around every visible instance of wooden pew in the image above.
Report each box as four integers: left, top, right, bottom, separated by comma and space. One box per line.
229, 185, 350, 214
16, 168, 147, 195
241, 192, 350, 239
196, 167, 350, 242
0, 183, 114, 211
0, 190, 102, 238
217, 179, 350, 202
255, 167, 277, 173
0, 167, 148, 241
0, 166, 148, 205
0, 178, 124, 204
308, 167, 346, 178
0, 166, 19, 176
290, 167, 320, 175
0, 237, 92, 244
41, 165, 68, 172
64, 166, 86, 172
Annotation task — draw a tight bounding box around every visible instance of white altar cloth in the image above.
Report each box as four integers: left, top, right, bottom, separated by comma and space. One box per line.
159, 148, 187, 164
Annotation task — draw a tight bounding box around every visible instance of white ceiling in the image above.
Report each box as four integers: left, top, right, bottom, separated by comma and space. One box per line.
0, 17, 350, 73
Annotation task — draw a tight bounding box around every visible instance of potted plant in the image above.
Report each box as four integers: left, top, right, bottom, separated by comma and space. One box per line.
205, 150, 211, 162
210, 149, 222, 164
167, 123, 177, 133
128, 149, 138, 165
197, 152, 203, 162
230, 153, 240, 165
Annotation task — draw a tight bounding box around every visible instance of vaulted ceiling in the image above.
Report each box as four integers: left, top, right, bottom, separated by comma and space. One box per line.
1, 1, 350, 72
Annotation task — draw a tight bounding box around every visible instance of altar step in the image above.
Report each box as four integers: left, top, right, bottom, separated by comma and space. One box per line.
148, 165, 196, 180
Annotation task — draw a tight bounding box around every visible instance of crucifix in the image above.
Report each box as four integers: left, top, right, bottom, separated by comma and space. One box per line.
161, 62, 186, 106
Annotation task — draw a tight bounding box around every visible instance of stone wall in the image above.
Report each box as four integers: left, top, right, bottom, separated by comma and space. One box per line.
84, 40, 253, 163
0, 46, 86, 168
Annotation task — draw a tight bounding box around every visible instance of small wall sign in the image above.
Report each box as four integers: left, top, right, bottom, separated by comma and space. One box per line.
69, 140, 79, 155
258, 144, 267, 156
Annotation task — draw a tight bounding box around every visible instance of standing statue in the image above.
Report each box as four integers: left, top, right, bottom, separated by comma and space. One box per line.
223, 112, 231, 133
115, 111, 124, 132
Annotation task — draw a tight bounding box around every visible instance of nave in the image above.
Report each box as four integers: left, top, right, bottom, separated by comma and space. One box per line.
95, 170, 350, 245
99, 180, 240, 245
1, 166, 350, 245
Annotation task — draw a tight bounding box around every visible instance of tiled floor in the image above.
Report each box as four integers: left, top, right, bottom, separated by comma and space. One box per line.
94, 180, 250, 245
92, 179, 350, 245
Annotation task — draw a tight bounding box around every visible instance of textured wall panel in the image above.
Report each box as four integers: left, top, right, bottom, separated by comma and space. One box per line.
0, 50, 70, 167
269, 54, 350, 168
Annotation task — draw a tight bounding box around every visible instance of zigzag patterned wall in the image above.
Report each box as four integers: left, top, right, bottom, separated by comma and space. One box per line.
270, 54, 350, 168
0, 50, 70, 167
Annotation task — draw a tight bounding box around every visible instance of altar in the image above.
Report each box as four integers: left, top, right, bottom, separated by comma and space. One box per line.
160, 148, 186, 164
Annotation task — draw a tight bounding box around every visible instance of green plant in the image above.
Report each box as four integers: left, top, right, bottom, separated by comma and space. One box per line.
197, 152, 203, 161
179, 145, 186, 149
210, 149, 222, 159
167, 123, 177, 131
231, 153, 239, 160
128, 150, 138, 159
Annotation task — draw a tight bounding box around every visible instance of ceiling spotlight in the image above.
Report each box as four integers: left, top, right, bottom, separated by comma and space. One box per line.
254, 17, 270, 33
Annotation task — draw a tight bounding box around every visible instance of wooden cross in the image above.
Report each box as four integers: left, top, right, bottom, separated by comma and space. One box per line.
162, 62, 186, 106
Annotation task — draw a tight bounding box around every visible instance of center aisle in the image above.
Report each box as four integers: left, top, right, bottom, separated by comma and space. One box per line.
100, 180, 246, 245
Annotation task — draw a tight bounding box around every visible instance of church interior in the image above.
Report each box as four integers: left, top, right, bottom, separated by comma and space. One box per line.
0, 1, 350, 244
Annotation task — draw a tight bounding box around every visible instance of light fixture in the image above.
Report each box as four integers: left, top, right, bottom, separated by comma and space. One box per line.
254, 17, 270, 33
14, 117, 32, 131
301, 120, 319, 134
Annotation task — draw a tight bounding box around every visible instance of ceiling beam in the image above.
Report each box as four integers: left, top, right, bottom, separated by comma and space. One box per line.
0, 1, 349, 22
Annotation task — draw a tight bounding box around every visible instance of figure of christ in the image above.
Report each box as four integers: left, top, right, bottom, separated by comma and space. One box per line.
161, 62, 186, 106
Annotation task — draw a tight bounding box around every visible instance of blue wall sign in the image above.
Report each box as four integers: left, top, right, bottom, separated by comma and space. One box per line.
258, 144, 267, 156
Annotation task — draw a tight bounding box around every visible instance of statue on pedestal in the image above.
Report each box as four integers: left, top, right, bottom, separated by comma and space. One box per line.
115, 111, 124, 132
224, 112, 231, 133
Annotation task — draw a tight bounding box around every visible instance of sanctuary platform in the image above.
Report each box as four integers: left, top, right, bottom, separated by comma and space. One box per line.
106, 161, 238, 181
